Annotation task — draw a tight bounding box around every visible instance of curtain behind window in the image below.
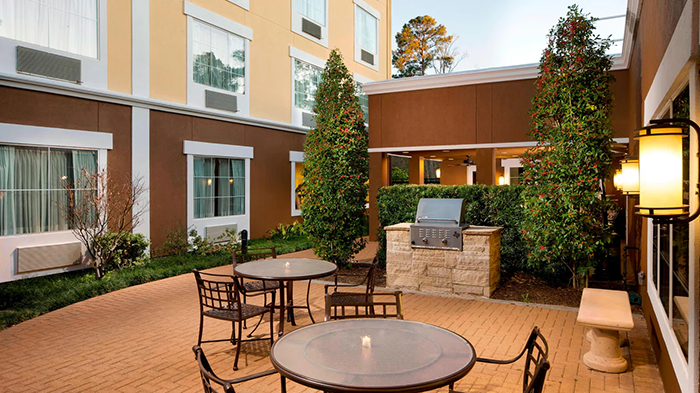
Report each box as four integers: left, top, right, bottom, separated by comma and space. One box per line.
356, 7, 377, 54
295, 0, 325, 26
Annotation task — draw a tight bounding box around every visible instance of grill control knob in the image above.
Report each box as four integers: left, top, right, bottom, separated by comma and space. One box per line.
442, 238, 448, 244
422, 237, 428, 243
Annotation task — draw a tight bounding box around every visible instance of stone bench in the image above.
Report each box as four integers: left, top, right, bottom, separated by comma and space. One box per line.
576, 288, 634, 373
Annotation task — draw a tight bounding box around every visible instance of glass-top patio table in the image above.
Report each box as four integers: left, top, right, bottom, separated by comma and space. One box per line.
270, 319, 476, 392
234, 258, 337, 336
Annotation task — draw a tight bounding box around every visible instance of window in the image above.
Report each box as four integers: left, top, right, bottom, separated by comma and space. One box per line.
355, 82, 369, 123
192, 19, 246, 94
294, 59, 322, 111
0, 0, 98, 58
649, 84, 691, 362
355, 6, 377, 64
193, 157, 245, 218
509, 167, 524, 185
0, 145, 97, 236
295, 0, 325, 26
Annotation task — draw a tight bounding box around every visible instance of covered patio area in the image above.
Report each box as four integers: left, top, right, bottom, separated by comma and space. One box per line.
0, 257, 662, 392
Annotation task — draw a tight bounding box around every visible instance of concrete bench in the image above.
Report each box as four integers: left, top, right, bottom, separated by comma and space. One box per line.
576, 288, 634, 373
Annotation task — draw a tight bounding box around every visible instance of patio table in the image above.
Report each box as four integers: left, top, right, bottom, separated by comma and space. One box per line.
234, 258, 337, 336
270, 319, 476, 392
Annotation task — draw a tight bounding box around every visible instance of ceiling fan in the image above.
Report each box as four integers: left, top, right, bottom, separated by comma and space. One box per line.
452, 155, 475, 167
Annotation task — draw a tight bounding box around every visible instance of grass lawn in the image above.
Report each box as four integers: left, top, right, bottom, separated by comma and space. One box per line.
0, 235, 313, 331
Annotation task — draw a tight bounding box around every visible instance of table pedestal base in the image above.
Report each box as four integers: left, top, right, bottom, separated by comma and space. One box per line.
583, 328, 628, 373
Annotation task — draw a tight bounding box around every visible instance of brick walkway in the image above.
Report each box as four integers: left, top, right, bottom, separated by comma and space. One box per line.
0, 262, 663, 392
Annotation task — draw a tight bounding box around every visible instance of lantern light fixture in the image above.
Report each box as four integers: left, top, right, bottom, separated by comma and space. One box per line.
633, 118, 699, 224
498, 175, 506, 185
613, 169, 623, 190
435, 168, 441, 179
619, 157, 639, 196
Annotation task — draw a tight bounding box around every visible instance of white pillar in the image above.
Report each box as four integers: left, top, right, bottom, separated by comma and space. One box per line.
132, 107, 150, 239
132, 0, 150, 97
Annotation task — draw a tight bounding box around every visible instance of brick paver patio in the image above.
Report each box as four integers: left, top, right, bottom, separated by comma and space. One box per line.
0, 256, 663, 392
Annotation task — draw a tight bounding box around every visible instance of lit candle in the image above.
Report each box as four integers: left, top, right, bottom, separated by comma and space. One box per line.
361, 335, 371, 348
284, 262, 290, 268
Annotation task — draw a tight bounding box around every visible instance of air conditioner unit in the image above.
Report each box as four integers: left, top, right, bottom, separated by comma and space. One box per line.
302, 112, 317, 128
17, 242, 83, 273
205, 90, 238, 113
206, 224, 238, 244
16, 46, 81, 83
301, 18, 322, 39
361, 49, 375, 66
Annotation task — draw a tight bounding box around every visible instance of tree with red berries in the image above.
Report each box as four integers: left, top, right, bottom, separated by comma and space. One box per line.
520, 5, 615, 287
302, 49, 369, 266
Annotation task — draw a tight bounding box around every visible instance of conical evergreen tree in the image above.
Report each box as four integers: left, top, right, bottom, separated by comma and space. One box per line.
520, 5, 615, 287
302, 49, 369, 266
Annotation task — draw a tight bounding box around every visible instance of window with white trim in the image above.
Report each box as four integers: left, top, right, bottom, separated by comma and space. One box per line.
0, 0, 98, 58
294, 59, 323, 112
355, 82, 369, 123
292, 0, 328, 46
193, 157, 245, 218
354, 5, 378, 68
192, 19, 246, 94
0, 144, 97, 236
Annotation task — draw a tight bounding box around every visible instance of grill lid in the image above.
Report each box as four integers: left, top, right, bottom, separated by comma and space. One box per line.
415, 198, 466, 226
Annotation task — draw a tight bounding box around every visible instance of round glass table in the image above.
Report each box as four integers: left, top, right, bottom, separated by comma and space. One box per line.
270, 319, 476, 392
234, 258, 337, 336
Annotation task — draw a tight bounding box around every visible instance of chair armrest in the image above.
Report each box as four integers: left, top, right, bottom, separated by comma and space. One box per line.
229, 369, 278, 384
349, 261, 375, 268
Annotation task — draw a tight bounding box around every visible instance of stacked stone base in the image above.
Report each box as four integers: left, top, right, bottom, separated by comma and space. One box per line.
385, 223, 502, 298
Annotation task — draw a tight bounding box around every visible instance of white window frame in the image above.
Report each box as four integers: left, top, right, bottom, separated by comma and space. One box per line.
184, 1, 253, 117
353, 0, 380, 71
466, 166, 477, 185
290, 151, 304, 216
0, 0, 108, 90
501, 158, 523, 185
291, 0, 329, 48
290, 46, 325, 128
184, 141, 252, 240
227, 0, 249, 11
0, 123, 111, 283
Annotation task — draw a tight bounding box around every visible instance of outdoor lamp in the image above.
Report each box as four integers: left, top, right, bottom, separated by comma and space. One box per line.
634, 118, 700, 224
620, 157, 639, 195
613, 169, 623, 190
498, 176, 506, 185
435, 168, 441, 179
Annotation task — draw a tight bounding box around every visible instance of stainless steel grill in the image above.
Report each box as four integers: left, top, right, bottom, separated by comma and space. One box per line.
410, 198, 468, 251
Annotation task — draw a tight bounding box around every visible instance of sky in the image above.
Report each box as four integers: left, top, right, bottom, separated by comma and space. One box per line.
391, 0, 628, 72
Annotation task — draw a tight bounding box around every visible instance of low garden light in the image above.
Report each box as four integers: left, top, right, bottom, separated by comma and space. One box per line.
634, 118, 700, 224
619, 157, 639, 195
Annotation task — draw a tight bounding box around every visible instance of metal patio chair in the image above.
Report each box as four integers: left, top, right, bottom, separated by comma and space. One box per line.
232, 247, 280, 332
192, 345, 278, 393
193, 270, 276, 371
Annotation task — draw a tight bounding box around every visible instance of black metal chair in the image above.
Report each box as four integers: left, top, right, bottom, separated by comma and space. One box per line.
233, 247, 280, 332
192, 345, 278, 393
193, 270, 276, 371
462, 326, 550, 393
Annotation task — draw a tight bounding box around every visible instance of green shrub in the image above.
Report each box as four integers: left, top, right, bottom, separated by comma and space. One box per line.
92, 232, 150, 271
376, 184, 526, 275
391, 166, 409, 184
267, 221, 305, 240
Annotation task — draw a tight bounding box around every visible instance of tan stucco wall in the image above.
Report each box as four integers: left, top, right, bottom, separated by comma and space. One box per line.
107, 0, 132, 94
142, 0, 390, 121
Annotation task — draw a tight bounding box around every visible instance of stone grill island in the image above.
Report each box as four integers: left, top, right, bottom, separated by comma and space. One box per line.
385, 223, 503, 298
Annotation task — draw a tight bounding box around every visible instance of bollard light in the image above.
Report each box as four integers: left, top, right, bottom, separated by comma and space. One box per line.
633, 118, 700, 224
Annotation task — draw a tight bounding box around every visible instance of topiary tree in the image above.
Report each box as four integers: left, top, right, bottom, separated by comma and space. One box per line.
520, 5, 615, 288
302, 49, 369, 266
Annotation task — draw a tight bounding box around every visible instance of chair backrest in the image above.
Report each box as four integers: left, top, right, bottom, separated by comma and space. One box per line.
193, 270, 241, 317
193, 345, 236, 393
522, 327, 550, 393
324, 291, 403, 321
232, 247, 276, 268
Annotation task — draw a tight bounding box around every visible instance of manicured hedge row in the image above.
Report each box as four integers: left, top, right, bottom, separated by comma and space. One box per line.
376, 184, 526, 273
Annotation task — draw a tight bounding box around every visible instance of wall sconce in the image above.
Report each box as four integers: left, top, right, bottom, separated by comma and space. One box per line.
634, 118, 699, 224
498, 176, 506, 185
620, 157, 639, 196
435, 168, 441, 179
613, 169, 623, 190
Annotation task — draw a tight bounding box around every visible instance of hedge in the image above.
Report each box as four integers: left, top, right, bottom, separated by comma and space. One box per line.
376, 184, 526, 274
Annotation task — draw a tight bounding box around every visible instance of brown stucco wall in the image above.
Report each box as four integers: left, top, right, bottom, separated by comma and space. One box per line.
149, 111, 306, 250
0, 86, 132, 179
368, 70, 632, 149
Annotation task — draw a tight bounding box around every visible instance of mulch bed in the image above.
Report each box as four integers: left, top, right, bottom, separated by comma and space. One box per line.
491, 272, 644, 314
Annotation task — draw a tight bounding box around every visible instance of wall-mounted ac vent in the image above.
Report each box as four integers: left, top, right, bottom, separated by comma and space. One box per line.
361, 50, 375, 66
16, 46, 81, 83
302, 112, 317, 128
206, 224, 238, 244
301, 18, 322, 39
17, 242, 83, 274
205, 90, 238, 113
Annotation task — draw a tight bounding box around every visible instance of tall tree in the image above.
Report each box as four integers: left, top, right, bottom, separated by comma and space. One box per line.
520, 5, 615, 287
302, 49, 369, 266
392, 16, 456, 78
